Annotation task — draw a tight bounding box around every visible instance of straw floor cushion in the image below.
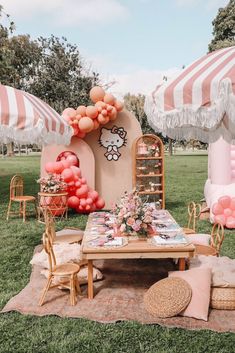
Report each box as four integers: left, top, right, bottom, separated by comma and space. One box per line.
169, 268, 212, 321
144, 277, 192, 318
211, 287, 235, 310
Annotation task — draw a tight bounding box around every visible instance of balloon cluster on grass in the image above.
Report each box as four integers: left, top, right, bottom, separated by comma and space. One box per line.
212, 195, 235, 228
45, 151, 105, 213
62, 86, 124, 138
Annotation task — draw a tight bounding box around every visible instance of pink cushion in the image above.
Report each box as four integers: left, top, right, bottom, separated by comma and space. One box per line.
186, 233, 210, 246
169, 268, 212, 321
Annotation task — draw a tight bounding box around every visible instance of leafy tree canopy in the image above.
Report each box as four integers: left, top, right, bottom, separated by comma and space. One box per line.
209, 0, 235, 52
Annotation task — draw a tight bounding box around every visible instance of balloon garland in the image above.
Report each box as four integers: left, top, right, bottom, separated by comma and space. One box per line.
45, 151, 105, 213
212, 195, 235, 228
62, 86, 124, 138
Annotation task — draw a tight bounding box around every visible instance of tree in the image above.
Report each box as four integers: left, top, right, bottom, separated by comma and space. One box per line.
209, 0, 235, 52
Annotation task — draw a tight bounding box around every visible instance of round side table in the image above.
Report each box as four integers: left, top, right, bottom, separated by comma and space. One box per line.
38, 192, 68, 222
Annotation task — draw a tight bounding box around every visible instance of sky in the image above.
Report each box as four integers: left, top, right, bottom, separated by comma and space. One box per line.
1, 0, 229, 97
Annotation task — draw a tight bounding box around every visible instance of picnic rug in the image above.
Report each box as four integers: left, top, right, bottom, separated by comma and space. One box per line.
2, 247, 235, 333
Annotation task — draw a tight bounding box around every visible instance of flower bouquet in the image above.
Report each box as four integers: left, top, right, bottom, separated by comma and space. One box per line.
37, 174, 67, 193
112, 190, 157, 238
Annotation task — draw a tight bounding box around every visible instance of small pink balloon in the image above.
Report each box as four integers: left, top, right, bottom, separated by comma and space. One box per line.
81, 177, 87, 185
218, 195, 231, 209
80, 198, 87, 207
103, 93, 115, 105
86, 198, 93, 205
224, 208, 232, 217
85, 204, 91, 211
109, 107, 117, 121
62, 107, 76, 118
61, 168, 74, 182
214, 214, 226, 225
68, 196, 80, 208
96, 197, 105, 210
230, 197, 235, 210
75, 181, 81, 188
114, 100, 124, 112
101, 109, 108, 117
45, 162, 55, 174
76, 185, 88, 198
67, 181, 75, 187
90, 190, 99, 201
86, 106, 98, 119
226, 216, 235, 228
232, 210, 235, 218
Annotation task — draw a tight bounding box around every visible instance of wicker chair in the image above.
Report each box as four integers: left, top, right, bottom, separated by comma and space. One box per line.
182, 201, 201, 235
194, 223, 225, 256
6, 175, 37, 222
38, 230, 81, 306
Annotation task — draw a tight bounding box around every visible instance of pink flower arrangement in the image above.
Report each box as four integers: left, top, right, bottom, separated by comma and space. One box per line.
37, 174, 67, 193
112, 190, 157, 237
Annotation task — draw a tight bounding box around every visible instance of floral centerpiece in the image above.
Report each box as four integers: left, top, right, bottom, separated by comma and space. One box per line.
112, 190, 157, 237
148, 143, 159, 156
37, 174, 67, 193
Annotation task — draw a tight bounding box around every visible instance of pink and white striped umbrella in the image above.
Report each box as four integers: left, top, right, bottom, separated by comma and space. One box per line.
145, 46, 235, 142
0, 84, 73, 145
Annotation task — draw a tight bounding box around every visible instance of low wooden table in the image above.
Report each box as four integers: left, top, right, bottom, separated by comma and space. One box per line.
81, 214, 195, 299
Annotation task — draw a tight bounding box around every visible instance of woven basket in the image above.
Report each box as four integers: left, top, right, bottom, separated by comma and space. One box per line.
144, 277, 192, 318
210, 287, 235, 310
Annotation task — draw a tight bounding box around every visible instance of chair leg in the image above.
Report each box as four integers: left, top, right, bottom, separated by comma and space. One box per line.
23, 201, 26, 222
34, 200, 38, 218
75, 275, 82, 295
38, 275, 53, 306
6, 200, 12, 220
70, 275, 76, 306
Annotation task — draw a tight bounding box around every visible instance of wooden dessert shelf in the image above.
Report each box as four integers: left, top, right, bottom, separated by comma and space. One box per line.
132, 134, 165, 208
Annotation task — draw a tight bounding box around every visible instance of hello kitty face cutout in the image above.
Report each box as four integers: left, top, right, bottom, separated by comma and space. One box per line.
99, 126, 127, 161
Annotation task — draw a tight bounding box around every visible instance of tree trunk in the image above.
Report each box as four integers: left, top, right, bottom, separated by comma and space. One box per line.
168, 139, 173, 156
6, 142, 14, 157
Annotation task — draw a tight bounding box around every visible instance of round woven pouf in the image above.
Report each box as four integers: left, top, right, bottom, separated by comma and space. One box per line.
144, 277, 192, 318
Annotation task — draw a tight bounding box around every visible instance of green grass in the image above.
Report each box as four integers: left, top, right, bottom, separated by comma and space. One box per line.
0, 155, 234, 353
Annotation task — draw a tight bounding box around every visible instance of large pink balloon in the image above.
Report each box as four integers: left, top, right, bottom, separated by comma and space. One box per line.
90, 86, 105, 103
218, 195, 231, 209
68, 196, 80, 208
70, 166, 81, 177
66, 155, 79, 167
224, 208, 233, 217
62, 107, 76, 119
90, 190, 99, 201
79, 117, 94, 133
86, 106, 98, 119
45, 162, 55, 174
103, 93, 115, 105
61, 168, 74, 182
214, 214, 226, 225
53, 161, 64, 174
61, 160, 71, 169
76, 105, 86, 117
76, 185, 88, 198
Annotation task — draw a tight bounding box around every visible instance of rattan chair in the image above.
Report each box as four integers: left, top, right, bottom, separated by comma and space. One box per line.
194, 223, 224, 256
182, 201, 201, 235
38, 231, 81, 306
6, 175, 37, 222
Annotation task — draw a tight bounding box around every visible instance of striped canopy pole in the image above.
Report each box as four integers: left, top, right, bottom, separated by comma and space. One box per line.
145, 46, 235, 143
0, 84, 73, 145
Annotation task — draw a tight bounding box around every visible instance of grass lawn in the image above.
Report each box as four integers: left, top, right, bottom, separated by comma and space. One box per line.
0, 155, 234, 353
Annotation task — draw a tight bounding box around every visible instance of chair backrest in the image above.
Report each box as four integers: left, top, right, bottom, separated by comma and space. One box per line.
44, 210, 56, 243
42, 231, 56, 272
10, 175, 24, 199
210, 222, 224, 255
187, 201, 201, 231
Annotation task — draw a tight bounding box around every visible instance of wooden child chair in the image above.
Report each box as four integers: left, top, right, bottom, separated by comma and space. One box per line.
194, 223, 225, 257
38, 230, 81, 306
183, 201, 201, 234
6, 174, 37, 222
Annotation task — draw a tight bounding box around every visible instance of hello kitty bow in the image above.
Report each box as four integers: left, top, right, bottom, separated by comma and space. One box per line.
111, 126, 127, 139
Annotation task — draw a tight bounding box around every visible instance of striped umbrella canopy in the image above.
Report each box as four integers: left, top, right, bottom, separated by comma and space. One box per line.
0, 84, 73, 145
145, 46, 235, 143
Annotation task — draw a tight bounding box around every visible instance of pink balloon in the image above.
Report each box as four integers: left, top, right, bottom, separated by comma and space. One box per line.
90, 86, 105, 103
224, 208, 232, 217
103, 93, 115, 105
67, 181, 75, 187
80, 198, 87, 207
45, 162, 55, 174
114, 100, 124, 112
53, 161, 64, 174
232, 210, 235, 218
226, 216, 235, 229
212, 202, 223, 216
85, 204, 91, 211
64, 151, 72, 157
230, 198, 235, 210
86, 198, 93, 205
75, 181, 81, 188
214, 214, 226, 225
66, 155, 78, 166
86, 106, 98, 119
81, 178, 87, 185
90, 190, 99, 201
61, 168, 74, 182
76, 105, 87, 117
68, 196, 80, 208
62, 107, 76, 119
76, 185, 88, 198
70, 166, 81, 177
78, 117, 94, 133
61, 160, 71, 169
218, 195, 231, 209
96, 197, 105, 210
